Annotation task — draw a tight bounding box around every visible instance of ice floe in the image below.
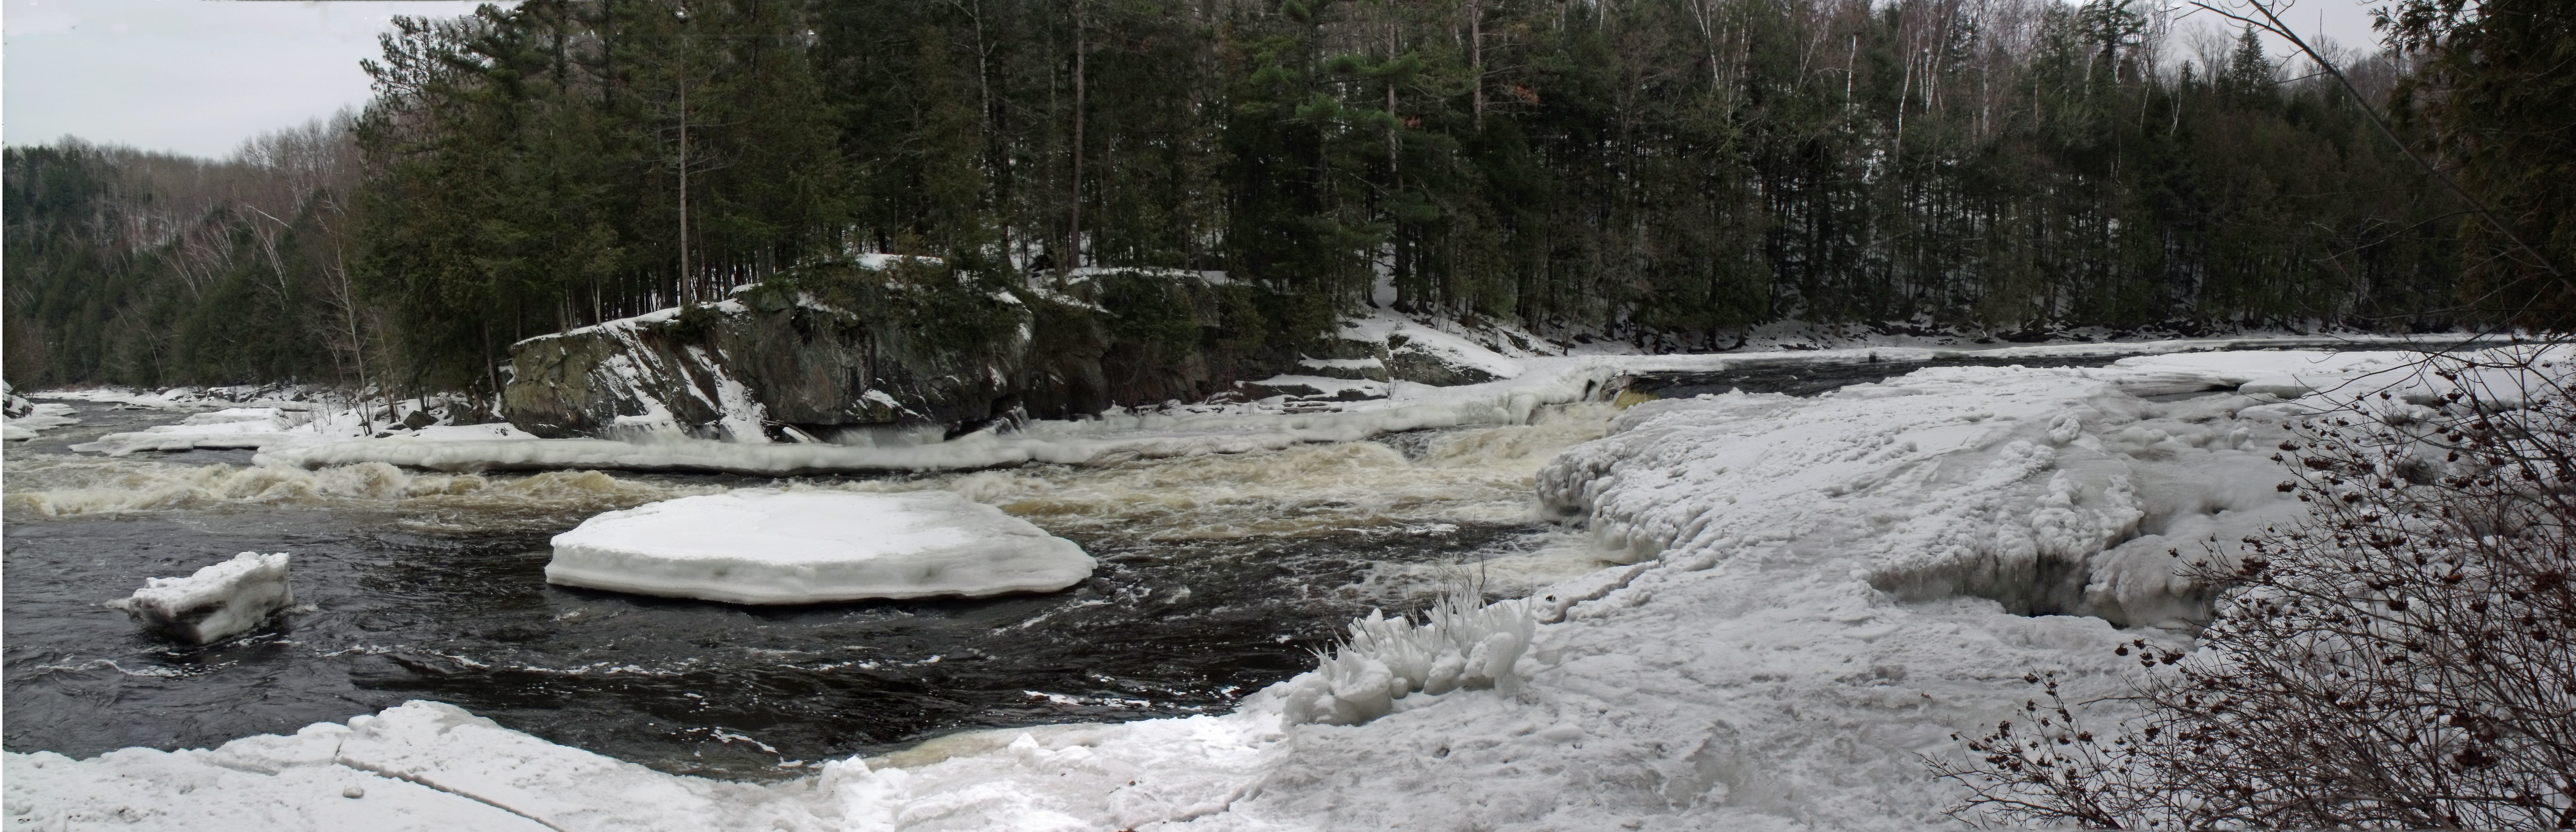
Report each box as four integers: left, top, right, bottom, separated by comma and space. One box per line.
13, 341, 2535, 830
545, 489, 1096, 604
102, 552, 294, 645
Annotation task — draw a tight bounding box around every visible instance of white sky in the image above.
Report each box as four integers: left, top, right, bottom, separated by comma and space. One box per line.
1, 0, 2388, 162
2181, 0, 2392, 61
4, 0, 492, 159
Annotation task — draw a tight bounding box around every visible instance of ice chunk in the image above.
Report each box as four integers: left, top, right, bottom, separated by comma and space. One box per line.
2, 400, 79, 441
545, 489, 1095, 604
104, 552, 294, 645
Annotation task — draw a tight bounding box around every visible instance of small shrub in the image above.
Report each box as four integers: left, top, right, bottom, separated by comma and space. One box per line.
1933, 347, 2576, 829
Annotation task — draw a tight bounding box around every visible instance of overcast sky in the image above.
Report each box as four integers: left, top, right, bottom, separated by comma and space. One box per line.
4, 0, 492, 159
3, 0, 2389, 163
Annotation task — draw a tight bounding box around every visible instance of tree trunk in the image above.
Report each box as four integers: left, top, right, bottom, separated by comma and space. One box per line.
1066, 0, 1087, 275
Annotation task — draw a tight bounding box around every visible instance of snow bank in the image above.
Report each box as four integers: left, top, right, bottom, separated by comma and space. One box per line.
20, 343, 2510, 831
102, 552, 294, 645
255, 376, 1589, 475
2, 457, 699, 521
2, 698, 1289, 832
71, 407, 307, 455
2, 701, 839, 832
59, 393, 530, 457
546, 489, 1096, 604
3, 401, 80, 441
227, 336, 2479, 478
1539, 363, 2329, 625
26, 387, 221, 408
1337, 309, 1536, 385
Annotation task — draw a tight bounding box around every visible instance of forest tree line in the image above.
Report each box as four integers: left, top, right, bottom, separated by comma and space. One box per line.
3, 0, 2553, 393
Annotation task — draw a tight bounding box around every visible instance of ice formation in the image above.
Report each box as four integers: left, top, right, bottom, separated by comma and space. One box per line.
13, 341, 2518, 830
1, 701, 837, 831
102, 552, 294, 645
545, 489, 1097, 604
54, 390, 534, 457
1246, 595, 1541, 727
253, 382, 1576, 475
2, 401, 79, 441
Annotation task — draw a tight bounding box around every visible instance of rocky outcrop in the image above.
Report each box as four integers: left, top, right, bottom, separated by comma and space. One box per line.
503, 264, 1309, 439
500, 261, 1554, 440
504, 267, 1031, 440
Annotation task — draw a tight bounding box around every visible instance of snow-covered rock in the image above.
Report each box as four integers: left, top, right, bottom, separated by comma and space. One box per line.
1235, 374, 1389, 402
57, 395, 531, 456
4, 381, 81, 440
71, 407, 316, 455
21, 340, 2515, 831
2, 401, 79, 441
544, 489, 1096, 604
1, 701, 837, 832
102, 552, 294, 645
255, 379, 1579, 475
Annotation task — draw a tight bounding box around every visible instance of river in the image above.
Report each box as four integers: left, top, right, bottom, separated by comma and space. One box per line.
2, 398, 1615, 781
3, 352, 2172, 781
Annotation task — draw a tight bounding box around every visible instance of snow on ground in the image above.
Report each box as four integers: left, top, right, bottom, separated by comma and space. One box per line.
1235, 374, 1389, 401
68, 401, 538, 457
24, 387, 227, 408
251, 381, 1576, 474
2, 701, 839, 832
251, 335, 2471, 477
0, 457, 704, 523
101, 552, 295, 645
3, 401, 81, 441
546, 490, 1096, 604
6, 342, 2491, 831
1340, 309, 1534, 379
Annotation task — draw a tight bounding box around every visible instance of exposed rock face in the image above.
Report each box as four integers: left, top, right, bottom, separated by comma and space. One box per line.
1387, 335, 1505, 386
500, 262, 1551, 439
504, 276, 1026, 440
502, 265, 1304, 439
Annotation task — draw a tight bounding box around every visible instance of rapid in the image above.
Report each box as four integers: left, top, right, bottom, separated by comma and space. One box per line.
2, 399, 1618, 781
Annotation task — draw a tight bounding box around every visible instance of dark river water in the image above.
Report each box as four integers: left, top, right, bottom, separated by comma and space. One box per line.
2, 352, 2192, 781
2, 398, 1594, 780
1627, 351, 2139, 398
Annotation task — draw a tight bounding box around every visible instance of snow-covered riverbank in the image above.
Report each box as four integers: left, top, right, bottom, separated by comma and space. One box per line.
4, 342, 2470, 830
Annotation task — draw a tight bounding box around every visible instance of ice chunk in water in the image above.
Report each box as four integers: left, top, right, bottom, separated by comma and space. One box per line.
104, 552, 294, 644
544, 489, 1095, 604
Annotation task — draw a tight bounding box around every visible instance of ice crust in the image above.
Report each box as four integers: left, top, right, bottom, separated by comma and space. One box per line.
14, 341, 2519, 831
48, 389, 536, 457
2, 401, 79, 441
545, 489, 1096, 603
102, 552, 294, 645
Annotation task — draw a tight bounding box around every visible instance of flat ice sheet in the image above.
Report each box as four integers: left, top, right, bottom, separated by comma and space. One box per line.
545, 489, 1095, 604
